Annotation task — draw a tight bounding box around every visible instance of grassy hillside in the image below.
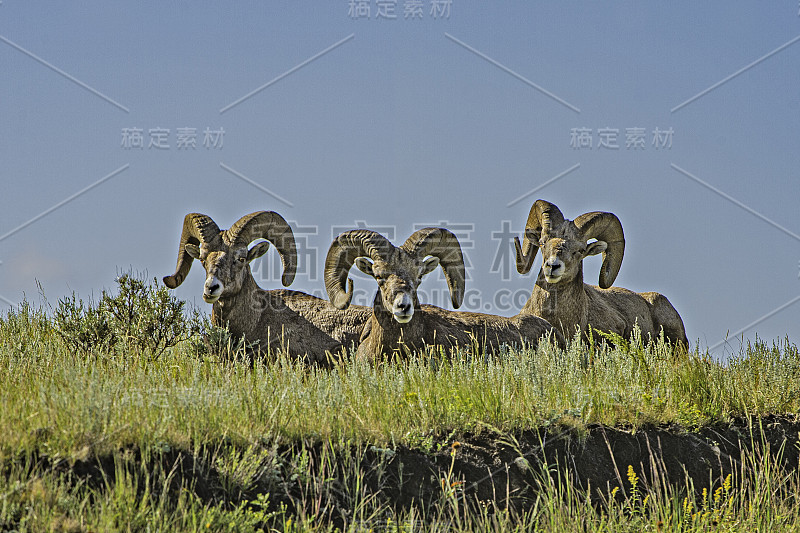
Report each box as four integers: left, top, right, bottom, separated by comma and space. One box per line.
1, 276, 799, 531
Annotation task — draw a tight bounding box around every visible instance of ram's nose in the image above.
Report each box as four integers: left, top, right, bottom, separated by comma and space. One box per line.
203, 276, 223, 303
392, 293, 414, 323
543, 259, 564, 283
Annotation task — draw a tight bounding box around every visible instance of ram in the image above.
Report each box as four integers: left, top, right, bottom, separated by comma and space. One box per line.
514, 199, 687, 348
163, 211, 371, 363
325, 227, 563, 360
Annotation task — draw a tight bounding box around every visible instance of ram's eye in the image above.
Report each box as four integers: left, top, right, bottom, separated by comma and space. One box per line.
237, 257, 246, 264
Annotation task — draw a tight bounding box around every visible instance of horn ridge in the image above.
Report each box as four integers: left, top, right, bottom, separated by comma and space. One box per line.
324, 229, 394, 310
515, 200, 565, 274
163, 213, 221, 289
224, 211, 298, 287
573, 211, 625, 289
401, 227, 465, 309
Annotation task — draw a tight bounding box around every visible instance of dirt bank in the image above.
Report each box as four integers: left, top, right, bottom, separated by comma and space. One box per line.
15, 415, 800, 526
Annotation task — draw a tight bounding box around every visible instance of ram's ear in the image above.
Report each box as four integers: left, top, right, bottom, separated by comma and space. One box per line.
585, 240, 607, 257
420, 256, 440, 277
248, 241, 271, 262
354, 257, 374, 276
184, 244, 201, 259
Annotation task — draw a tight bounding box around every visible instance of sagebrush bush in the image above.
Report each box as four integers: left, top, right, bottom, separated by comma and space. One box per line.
53, 273, 201, 359
187, 319, 259, 362
53, 293, 116, 355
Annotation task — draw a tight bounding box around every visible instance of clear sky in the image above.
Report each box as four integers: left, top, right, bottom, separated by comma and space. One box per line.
1, 2, 798, 357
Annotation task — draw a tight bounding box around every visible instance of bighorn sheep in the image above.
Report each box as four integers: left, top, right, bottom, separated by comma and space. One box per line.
163, 211, 371, 362
325, 227, 564, 360
514, 200, 688, 348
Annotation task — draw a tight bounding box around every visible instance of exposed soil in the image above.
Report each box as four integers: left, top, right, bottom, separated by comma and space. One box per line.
357, 414, 800, 512
11, 415, 800, 527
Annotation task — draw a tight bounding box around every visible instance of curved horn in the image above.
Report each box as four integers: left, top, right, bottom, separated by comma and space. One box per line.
163, 213, 221, 289
401, 227, 465, 309
573, 211, 625, 289
514, 200, 565, 274
224, 211, 297, 287
324, 229, 394, 310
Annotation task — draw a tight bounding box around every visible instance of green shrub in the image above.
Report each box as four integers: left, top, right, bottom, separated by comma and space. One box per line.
187, 317, 257, 362
102, 273, 200, 358
53, 293, 116, 355
53, 273, 201, 359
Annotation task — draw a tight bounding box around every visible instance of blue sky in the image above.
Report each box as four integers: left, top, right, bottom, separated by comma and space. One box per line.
1, 1, 798, 356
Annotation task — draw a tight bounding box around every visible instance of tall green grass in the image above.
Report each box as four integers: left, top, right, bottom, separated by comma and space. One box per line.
2, 299, 797, 454
1, 276, 799, 531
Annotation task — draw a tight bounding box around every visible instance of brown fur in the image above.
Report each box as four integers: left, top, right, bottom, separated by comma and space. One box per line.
325, 231, 564, 361
196, 242, 371, 363
357, 294, 564, 360
518, 205, 688, 348
164, 213, 371, 363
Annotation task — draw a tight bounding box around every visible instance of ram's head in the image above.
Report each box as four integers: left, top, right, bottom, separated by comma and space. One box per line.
514, 200, 625, 289
324, 228, 465, 323
163, 211, 297, 303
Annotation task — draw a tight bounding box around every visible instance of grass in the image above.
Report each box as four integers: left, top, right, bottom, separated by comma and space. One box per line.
1, 275, 799, 531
